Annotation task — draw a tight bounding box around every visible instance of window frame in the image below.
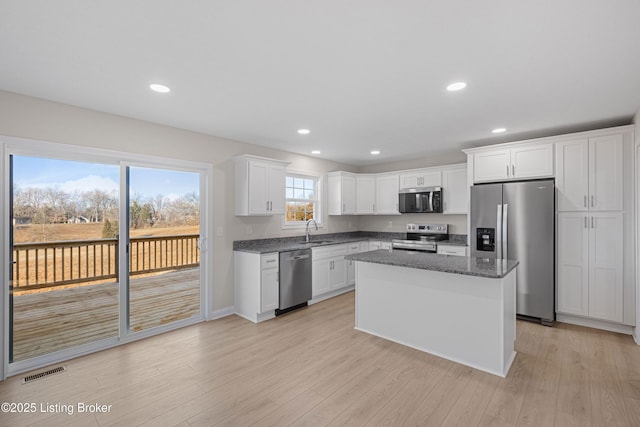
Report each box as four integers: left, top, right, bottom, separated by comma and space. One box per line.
282, 171, 323, 229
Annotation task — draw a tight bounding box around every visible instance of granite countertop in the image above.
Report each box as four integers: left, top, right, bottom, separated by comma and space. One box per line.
233, 231, 405, 254
345, 249, 518, 279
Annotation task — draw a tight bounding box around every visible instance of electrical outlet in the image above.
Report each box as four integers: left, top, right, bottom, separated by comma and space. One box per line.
246, 226, 253, 234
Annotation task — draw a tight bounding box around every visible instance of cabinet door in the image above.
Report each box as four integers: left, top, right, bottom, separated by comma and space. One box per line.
399, 173, 421, 189
589, 134, 623, 211
442, 167, 468, 214
356, 175, 376, 214
556, 213, 589, 316
329, 257, 348, 290
375, 174, 399, 214
312, 259, 331, 297
268, 164, 286, 214
368, 241, 381, 250
248, 161, 270, 214
588, 212, 623, 322
556, 139, 589, 212
399, 170, 441, 188
473, 149, 510, 182
327, 174, 342, 216
342, 175, 357, 214
511, 143, 553, 179
261, 268, 279, 312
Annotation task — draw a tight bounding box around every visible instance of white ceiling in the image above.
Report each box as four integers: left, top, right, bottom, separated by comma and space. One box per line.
1, 1, 639, 166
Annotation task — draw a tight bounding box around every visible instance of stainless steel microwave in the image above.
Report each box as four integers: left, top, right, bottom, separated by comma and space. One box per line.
398, 187, 442, 213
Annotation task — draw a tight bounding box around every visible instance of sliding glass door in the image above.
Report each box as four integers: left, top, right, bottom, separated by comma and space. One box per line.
126, 166, 201, 333
10, 155, 121, 362
5, 146, 207, 372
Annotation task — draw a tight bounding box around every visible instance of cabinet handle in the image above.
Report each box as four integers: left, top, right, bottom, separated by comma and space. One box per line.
506, 165, 509, 177
584, 195, 587, 208
584, 216, 588, 228
512, 165, 515, 176
266, 201, 269, 211
591, 216, 595, 228
343, 203, 345, 212
266, 259, 276, 263
270, 201, 273, 211
591, 196, 594, 207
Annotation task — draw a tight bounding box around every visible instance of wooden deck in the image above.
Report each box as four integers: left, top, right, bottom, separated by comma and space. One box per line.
12, 268, 200, 361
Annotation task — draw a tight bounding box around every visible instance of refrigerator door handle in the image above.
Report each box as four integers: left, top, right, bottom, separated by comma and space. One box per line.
496, 204, 503, 260
502, 204, 508, 260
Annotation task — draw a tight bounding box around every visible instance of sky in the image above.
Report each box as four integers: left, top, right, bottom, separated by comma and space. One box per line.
12, 156, 200, 200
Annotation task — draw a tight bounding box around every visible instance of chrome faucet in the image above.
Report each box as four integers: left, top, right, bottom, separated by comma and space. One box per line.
305, 219, 318, 242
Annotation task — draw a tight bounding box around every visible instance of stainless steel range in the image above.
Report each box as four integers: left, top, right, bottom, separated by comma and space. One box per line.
391, 223, 448, 252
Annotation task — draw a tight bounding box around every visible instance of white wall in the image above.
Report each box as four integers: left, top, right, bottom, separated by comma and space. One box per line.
0, 90, 358, 312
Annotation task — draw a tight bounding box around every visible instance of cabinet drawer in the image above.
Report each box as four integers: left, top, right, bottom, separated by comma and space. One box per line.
437, 245, 467, 256
312, 244, 348, 260
261, 253, 279, 269
347, 241, 366, 254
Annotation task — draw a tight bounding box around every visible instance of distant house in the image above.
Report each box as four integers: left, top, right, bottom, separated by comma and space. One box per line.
67, 216, 90, 224
13, 217, 32, 225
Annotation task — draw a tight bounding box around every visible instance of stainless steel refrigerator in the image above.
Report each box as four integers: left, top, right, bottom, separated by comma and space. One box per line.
470, 179, 555, 325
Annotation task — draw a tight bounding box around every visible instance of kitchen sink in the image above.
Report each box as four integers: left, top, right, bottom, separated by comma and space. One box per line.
308, 240, 336, 245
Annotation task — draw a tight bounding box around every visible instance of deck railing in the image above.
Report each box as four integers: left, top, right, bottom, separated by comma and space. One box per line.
11, 234, 200, 291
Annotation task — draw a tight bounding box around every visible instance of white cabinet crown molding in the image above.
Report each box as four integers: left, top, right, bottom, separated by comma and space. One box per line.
461, 124, 634, 155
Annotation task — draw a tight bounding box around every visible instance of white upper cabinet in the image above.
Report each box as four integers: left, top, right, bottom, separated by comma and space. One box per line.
556, 134, 623, 212
442, 165, 468, 214
589, 134, 624, 211
399, 169, 441, 189
555, 139, 589, 211
356, 175, 376, 214
473, 149, 511, 182
328, 172, 356, 215
375, 173, 400, 215
235, 155, 289, 216
472, 143, 553, 183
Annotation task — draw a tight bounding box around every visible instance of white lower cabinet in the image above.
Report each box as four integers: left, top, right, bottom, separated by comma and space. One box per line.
368, 240, 391, 250
347, 241, 368, 285
557, 212, 623, 323
234, 251, 279, 323
436, 244, 467, 256
312, 244, 348, 298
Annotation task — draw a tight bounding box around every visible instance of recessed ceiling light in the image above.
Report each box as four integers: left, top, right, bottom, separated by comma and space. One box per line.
149, 83, 170, 93
370, 150, 381, 155
446, 82, 467, 91
297, 129, 310, 135
492, 128, 507, 134
311, 150, 321, 154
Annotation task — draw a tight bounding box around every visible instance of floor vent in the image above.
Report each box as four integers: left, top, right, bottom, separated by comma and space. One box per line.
22, 366, 67, 384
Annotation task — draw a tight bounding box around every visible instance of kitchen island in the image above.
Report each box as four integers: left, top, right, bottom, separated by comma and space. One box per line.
345, 249, 518, 377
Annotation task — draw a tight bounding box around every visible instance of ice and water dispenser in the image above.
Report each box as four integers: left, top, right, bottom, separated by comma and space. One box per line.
476, 228, 495, 252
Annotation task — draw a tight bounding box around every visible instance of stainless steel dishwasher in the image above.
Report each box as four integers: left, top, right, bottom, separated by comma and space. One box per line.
276, 248, 312, 316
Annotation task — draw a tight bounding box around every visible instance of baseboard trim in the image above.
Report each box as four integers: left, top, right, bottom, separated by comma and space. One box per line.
556, 313, 634, 335
309, 285, 355, 305
209, 305, 235, 320
633, 328, 639, 345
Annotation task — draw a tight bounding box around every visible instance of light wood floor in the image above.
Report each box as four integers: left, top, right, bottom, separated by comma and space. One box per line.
1, 291, 639, 426
12, 269, 200, 361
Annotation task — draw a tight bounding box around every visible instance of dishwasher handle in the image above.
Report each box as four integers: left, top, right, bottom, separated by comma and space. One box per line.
291, 254, 310, 260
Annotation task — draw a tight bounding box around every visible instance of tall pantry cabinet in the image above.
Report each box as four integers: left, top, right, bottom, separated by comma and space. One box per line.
555, 129, 635, 328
